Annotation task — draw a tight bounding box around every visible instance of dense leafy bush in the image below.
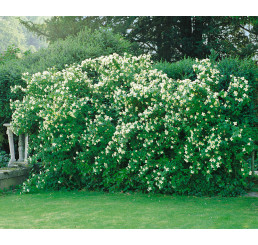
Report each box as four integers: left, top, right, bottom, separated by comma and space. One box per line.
216, 58, 258, 141
0, 45, 21, 65
155, 57, 258, 143
153, 58, 196, 80
0, 27, 132, 150
12, 54, 255, 196
0, 150, 9, 168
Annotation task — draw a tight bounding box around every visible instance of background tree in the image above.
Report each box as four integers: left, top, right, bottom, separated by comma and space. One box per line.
0, 16, 26, 52
0, 16, 48, 53
19, 16, 257, 61
104, 16, 258, 61
18, 16, 104, 43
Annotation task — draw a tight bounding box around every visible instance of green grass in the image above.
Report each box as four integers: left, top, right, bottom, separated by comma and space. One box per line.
0, 191, 257, 229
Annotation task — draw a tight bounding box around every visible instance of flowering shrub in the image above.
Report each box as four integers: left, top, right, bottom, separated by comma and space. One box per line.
11, 54, 254, 196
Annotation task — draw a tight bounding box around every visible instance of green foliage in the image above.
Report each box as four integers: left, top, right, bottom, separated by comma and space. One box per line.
106, 16, 258, 61
217, 57, 258, 142
0, 150, 9, 168
19, 16, 103, 43
20, 16, 258, 61
0, 27, 132, 150
0, 17, 27, 53
0, 16, 48, 53
0, 45, 21, 65
155, 57, 258, 144
22, 28, 132, 72
153, 58, 196, 80
11, 54, 255, 196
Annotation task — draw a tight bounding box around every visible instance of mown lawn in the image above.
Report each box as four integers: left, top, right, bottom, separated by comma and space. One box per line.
0, 191, 257, 229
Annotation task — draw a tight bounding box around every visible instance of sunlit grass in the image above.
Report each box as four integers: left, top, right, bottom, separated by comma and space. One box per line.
0, 191, 257, 229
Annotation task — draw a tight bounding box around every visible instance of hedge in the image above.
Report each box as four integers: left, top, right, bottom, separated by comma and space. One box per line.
154, 57, 258, 144
11, 54, 255, 196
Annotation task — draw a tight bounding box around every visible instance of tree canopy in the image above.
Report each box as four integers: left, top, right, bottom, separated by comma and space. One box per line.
19, 16, 258, 61
0, 16, 48, 53
18, 16, 103, 43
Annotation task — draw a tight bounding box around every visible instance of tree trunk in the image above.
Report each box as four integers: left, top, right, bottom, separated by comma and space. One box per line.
179, 16, 193, 58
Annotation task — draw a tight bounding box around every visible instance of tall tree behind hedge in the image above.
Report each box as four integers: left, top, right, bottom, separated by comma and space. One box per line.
106, 16, 257, 61
19, 16, 258, 61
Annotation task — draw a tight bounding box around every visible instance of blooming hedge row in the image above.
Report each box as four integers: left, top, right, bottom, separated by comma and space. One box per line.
11, 53, 254, 196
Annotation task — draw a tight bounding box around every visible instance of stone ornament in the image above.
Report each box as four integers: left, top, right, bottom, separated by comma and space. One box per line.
3, 123, 28, 167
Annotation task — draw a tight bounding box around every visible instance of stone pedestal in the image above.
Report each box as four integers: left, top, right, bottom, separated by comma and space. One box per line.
3, 123, 29, 167
0, 167, 30, 190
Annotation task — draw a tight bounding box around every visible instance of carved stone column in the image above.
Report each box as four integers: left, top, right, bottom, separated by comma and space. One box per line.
18, 134, 25, 162
24, 134, 29, 163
